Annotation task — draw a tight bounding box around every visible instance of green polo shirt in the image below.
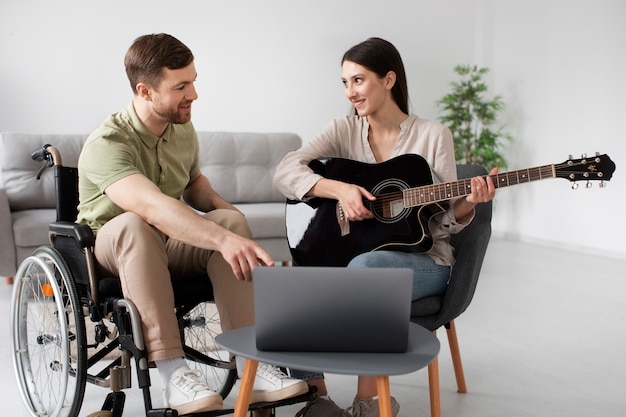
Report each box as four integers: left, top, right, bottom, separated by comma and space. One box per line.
77, 102, 200, 231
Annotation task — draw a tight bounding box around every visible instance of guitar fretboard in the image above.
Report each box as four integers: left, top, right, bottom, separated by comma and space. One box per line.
403, 164, 556, 207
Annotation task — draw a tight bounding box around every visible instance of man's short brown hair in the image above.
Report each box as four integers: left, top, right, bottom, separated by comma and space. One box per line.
124, 33, 194, 93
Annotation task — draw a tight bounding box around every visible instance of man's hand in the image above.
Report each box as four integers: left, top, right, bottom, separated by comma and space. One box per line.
219, 233, 275, 282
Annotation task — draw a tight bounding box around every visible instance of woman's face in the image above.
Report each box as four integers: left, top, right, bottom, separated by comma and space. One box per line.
341, 60, 393, 117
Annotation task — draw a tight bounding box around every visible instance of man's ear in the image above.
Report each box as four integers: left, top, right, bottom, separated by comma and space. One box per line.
136, 83, 152, 101
385, 71, 397, 90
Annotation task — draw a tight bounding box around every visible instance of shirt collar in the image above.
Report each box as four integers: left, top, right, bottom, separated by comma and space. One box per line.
125, 101, 171, 148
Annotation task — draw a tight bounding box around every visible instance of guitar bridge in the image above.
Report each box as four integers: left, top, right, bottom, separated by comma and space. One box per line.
336, 202, 350, 236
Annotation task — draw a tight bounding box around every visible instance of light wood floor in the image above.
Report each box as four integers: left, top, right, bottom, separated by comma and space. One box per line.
2, 237, 625, 417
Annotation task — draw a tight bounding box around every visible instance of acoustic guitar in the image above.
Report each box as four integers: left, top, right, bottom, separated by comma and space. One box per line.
286, 153, 615, 267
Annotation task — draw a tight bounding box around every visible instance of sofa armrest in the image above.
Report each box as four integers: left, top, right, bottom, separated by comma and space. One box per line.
0, 187, 16, 277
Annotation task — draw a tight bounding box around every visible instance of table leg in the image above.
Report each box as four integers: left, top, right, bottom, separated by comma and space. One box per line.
376, 376, 392, 417
233, 358, 258, 417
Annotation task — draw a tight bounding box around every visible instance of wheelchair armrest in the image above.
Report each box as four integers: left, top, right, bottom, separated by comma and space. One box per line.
49, 221, 96, 248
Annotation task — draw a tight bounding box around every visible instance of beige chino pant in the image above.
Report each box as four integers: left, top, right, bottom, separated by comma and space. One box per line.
93, 209, 255, 362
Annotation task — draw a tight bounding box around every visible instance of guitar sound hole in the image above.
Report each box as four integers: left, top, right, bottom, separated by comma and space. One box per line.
369, 189, 406, 223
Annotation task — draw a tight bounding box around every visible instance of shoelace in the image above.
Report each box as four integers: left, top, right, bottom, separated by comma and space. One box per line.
256, 363, 288, 382
174, 369, 210, 393
345, 398, 372, 417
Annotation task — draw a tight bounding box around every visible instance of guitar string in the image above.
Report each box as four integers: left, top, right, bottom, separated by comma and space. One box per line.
367, 161, 596, 211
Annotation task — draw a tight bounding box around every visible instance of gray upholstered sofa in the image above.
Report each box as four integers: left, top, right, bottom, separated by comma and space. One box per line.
0, 131, 301, 278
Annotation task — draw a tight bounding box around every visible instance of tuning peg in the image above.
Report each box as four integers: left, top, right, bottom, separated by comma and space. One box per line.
585, 181, 592, 189
600, 180, 607, 188
571, 182, 579, 190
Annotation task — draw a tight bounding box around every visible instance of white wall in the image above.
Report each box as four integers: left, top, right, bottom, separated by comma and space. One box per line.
1, 0, 624, 258
488, 1, 625, 258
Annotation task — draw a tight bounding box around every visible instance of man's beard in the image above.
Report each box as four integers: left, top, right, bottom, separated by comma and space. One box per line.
153, 101, 191, 124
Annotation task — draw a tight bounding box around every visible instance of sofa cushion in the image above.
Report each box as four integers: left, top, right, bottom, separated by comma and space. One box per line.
0, 133, 87, 211
197, 132, 300, 204
235, 203, 287, 239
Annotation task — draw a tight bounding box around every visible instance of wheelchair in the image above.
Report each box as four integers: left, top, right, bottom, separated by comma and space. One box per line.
10, 145, 311, 417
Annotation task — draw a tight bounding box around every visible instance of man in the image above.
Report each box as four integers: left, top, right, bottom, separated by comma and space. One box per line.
77, 33, 307, 415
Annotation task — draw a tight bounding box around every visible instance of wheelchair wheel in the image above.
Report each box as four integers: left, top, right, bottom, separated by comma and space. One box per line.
11, 246, 88, 417
181, 301, 237, 398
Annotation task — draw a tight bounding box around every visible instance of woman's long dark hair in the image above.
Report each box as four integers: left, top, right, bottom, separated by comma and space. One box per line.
342, 37, 409, 115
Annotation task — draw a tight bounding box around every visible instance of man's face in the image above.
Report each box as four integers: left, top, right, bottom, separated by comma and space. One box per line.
150, 62, 198, 124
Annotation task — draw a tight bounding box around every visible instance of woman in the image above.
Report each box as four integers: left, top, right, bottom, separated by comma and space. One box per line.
273, 37, 496, 417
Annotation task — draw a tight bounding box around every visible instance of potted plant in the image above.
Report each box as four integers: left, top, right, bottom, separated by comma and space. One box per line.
436, 65, 512, 170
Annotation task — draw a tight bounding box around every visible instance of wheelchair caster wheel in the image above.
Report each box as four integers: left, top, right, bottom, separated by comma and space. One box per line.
86, 411, 113, 417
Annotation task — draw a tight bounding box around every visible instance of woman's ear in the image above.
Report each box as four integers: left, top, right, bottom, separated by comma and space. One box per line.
385, 71, 397, 90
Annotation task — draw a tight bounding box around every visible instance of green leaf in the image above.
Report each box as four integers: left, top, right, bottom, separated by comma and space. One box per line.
436, 64, 512, 170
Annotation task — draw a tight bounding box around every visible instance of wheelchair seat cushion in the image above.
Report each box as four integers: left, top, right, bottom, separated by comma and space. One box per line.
98, 277, 123, 299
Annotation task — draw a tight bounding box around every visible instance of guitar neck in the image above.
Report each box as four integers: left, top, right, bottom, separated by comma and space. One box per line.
403, 164, 556, 207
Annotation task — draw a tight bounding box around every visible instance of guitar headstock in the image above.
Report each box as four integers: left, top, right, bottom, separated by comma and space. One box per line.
555, 153, 615, 188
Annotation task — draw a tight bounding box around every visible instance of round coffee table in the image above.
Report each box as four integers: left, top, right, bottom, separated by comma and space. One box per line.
216, 322, 439, 417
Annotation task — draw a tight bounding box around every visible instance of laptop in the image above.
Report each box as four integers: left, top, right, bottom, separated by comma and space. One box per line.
253, 266, 413, 353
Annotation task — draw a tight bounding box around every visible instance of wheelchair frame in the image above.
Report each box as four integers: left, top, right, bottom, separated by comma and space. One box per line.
10, 145, 313, 417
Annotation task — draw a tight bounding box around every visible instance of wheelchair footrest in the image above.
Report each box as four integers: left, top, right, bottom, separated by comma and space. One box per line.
147, 409, 179, 417
101, 391, 126, 417
248, 387, 317, 411
182, 387, 316, 416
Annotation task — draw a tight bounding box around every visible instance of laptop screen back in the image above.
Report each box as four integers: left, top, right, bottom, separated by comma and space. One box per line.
253, 266, 413, 353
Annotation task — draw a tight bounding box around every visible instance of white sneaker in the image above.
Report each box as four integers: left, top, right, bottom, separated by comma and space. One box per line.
249, 363, 309, 403
163, 366, 223, 414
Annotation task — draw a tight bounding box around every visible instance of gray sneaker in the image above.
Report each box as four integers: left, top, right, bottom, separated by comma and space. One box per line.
346, 396, 400, 417
295, 393, 351, 417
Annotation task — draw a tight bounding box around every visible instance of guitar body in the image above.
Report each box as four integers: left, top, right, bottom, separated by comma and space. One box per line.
286, 154, 446, 267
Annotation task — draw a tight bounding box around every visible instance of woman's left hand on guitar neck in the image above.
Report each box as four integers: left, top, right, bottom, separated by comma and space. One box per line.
454, 167, 498, 223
